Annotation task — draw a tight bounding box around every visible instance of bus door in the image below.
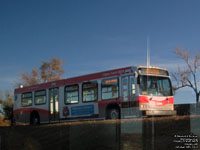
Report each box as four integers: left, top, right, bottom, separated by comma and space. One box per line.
121, 75, 136, 117
49, 88, 59, 122
122, 76, 129, 102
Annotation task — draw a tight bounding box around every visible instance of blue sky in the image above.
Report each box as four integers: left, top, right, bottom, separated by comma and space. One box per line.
0, 0, 200, 104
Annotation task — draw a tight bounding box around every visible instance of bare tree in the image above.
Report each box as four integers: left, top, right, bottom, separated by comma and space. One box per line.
18, 57, 65, 86
0, 89, 3, 113
40, 57, 65, 82
0, 90, 13, 123
0, 89, 3, 103
20, 68, 40, 86
172, 47, 200, 103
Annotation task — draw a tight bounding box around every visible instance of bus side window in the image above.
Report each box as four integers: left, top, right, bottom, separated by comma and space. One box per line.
101, 78, 119, 100
65, 85, 79, 104
15, 95, 17, 101
130, 76, 136, 96
35, 90, 47, 105
21, 92, 32, 107
82, 82, 98, 102
122, 77, 128, 101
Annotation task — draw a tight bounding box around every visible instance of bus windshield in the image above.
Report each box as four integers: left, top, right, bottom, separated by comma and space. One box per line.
139, 75, 173, 96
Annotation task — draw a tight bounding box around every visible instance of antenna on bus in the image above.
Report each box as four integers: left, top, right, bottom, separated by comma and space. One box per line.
146, 36, 150, 68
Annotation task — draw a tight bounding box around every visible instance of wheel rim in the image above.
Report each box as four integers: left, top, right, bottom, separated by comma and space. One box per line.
111, 110, 118, 119
33, 116, 38, 124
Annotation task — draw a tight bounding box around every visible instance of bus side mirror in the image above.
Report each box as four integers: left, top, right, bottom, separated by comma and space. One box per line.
137, 76, 140, 84
172, 87, 175, 96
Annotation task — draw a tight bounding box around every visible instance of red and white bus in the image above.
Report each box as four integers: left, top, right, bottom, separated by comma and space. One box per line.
13, 66, 176, 124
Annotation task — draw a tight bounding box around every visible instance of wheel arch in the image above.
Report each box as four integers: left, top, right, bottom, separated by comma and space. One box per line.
30, 110, 40, 124
106, 102, 121, 119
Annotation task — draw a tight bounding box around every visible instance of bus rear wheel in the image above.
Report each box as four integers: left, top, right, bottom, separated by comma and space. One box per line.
107, 108, 119, 120
30, 112, 40, 125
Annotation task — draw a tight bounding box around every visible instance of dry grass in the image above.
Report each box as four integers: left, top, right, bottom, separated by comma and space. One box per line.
0, 115, 199, 127
0, 115, 10, 126
41, 115, 197, 127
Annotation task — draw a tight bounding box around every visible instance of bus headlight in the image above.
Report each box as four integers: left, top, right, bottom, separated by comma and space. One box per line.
140, 104, 147, 109
140, 104, 149, 109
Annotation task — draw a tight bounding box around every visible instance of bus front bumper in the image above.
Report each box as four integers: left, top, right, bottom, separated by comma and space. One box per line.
145, 110, 177, 116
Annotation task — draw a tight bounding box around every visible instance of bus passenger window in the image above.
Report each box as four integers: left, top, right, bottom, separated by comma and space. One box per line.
101, 78, 119, 100
22, 92, 32, 107
35, 90, 46, 105
82, 82, 98, 102
65, 85, 79, 104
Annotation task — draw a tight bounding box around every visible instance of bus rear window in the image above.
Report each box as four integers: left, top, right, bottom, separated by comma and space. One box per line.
22, 92, 32, 107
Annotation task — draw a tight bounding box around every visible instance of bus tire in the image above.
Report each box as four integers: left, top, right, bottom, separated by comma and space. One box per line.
107, 108, 119, 120
30, 112, 40, 125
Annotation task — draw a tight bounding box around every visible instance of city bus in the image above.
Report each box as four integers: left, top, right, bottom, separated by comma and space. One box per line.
13, 66, 176, 124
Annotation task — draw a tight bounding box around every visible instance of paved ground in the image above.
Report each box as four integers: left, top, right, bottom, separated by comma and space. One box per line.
0, 115, 199, 150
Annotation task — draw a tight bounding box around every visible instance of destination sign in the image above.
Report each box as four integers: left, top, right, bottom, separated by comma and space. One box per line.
105, 79, 117, 84
102, 78, 118, 85
139, 68, 169, 76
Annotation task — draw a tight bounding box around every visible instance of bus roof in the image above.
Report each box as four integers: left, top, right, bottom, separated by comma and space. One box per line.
15, 66, 135, 94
